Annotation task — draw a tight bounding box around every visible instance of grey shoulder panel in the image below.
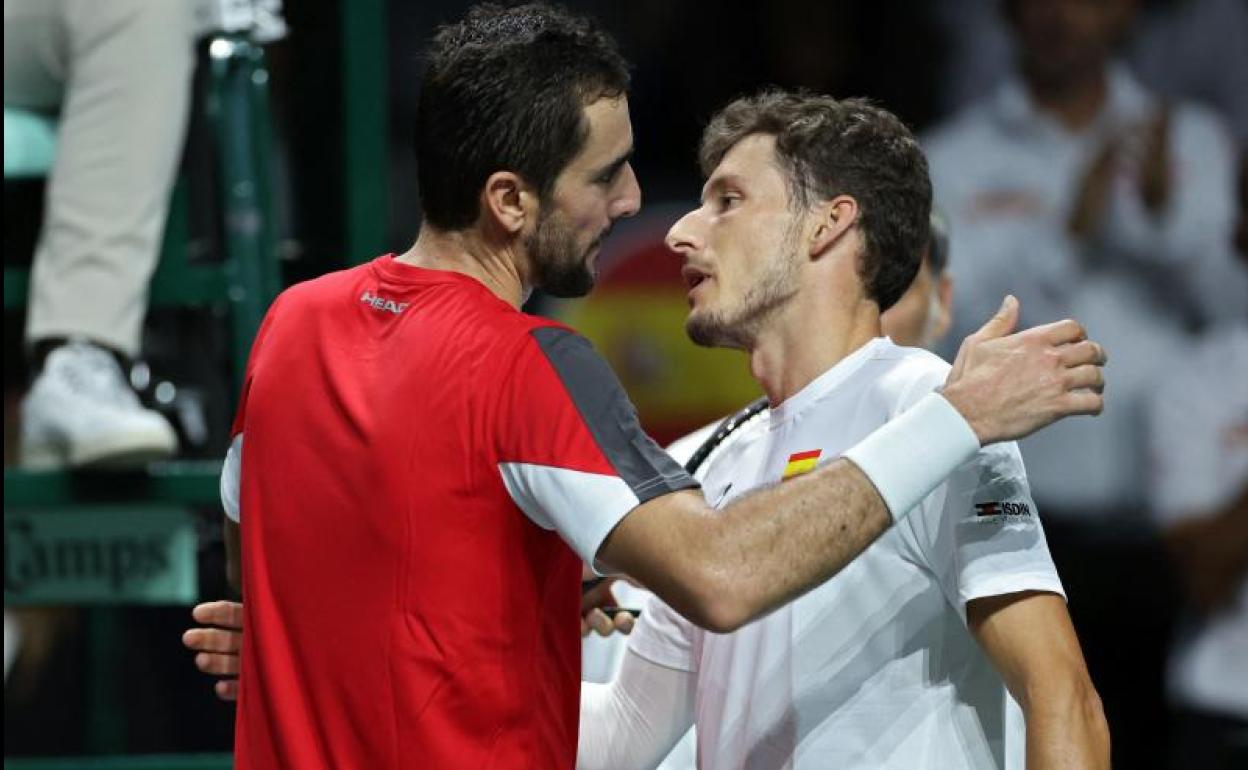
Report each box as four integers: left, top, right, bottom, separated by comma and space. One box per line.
530, 326, 699, 503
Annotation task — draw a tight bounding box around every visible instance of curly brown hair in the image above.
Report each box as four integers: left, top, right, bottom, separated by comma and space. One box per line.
699, 91, 931, 311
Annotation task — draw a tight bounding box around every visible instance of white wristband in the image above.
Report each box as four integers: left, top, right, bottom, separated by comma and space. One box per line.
842, 391, 980, 521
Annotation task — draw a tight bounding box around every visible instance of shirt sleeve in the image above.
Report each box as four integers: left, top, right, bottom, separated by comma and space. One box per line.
627, 593, 700, 673
578, 648, 698, 770
221, 434, 242, 522
229, 293, 286, 439
495, 326, 699, 569
220, 293, 287, 523
903, 441, 1065, 621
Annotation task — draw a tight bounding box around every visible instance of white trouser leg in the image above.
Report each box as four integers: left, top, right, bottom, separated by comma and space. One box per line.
6, 0, 196, 357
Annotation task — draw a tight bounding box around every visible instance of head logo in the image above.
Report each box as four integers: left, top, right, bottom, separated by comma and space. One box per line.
360, 291, 409, 315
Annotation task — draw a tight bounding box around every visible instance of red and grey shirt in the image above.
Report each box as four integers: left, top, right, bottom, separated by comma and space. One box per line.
222, 254, 696, 769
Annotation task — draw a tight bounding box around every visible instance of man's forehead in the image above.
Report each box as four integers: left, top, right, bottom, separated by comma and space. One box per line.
576, 96, 633, 161
703, 134, 782, 193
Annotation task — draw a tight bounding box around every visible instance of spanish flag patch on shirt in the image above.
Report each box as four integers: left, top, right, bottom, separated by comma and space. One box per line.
782, 449, 822, 480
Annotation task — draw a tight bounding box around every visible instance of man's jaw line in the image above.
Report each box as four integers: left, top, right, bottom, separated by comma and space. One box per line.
684, 274, 884, 408
401, 214, 618, 307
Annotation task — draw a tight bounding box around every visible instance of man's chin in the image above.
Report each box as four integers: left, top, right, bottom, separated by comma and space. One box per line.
685, 313, 746, 350
539, 268, 596, 299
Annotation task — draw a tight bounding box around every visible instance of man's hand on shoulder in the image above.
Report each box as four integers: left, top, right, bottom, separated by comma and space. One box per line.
944, 296, 1107, 445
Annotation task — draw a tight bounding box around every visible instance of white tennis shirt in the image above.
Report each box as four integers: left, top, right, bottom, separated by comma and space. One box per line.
629, 337, 1065, 769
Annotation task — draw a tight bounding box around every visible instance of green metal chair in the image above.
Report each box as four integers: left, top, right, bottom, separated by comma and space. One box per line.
3, 31, 280, 763
4, 31, 282, 551
3, 108, 58, 178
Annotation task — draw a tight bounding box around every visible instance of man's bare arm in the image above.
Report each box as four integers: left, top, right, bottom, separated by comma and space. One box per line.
600, 298, 1106, 633
969, 591, 1110, 769
199, 301, 1106, 647
601, 458, 889, 632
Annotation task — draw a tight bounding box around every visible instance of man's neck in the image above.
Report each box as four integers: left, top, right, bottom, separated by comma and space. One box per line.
396, 226, 531, 309
1025, 66, 1108, 132
747, 291, 881, 408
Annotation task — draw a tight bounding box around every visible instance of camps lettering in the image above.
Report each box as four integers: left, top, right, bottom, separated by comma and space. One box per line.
3, 519, 171, 594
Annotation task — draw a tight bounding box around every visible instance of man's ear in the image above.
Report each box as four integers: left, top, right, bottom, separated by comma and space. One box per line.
808, 195, 859, 260
481, 171, 538, 234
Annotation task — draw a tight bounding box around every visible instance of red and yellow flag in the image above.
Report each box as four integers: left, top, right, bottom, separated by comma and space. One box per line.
782, 449, 822, 480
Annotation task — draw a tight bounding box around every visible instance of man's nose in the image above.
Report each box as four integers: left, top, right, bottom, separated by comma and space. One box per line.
610, 163, 642, 220
665, 209, 703, 257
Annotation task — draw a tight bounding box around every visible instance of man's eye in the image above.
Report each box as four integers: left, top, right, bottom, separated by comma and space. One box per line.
596, 168, 618, 186
719, 194, 741, 210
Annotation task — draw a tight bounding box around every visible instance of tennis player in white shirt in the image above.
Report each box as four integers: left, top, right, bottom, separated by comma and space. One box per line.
576, 91, 1109, 770
577, 205, 958, 770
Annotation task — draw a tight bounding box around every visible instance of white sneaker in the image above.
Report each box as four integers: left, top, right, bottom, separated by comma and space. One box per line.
20, 341, 179, 469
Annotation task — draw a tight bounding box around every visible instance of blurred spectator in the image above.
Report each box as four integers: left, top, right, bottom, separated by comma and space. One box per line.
1148, 326, 1248, 768
937, 0, 1248, 146
4, 0, 195, 468
881, 208, 953, 349
1128, 0, 1248, 146
1145, 158, 1248, 770
923, 0, 1246, 764
933, 0, 1016, 114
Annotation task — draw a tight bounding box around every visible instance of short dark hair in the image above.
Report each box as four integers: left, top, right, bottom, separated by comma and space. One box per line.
415, 3, 631, 230
699, 91, 932, 311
